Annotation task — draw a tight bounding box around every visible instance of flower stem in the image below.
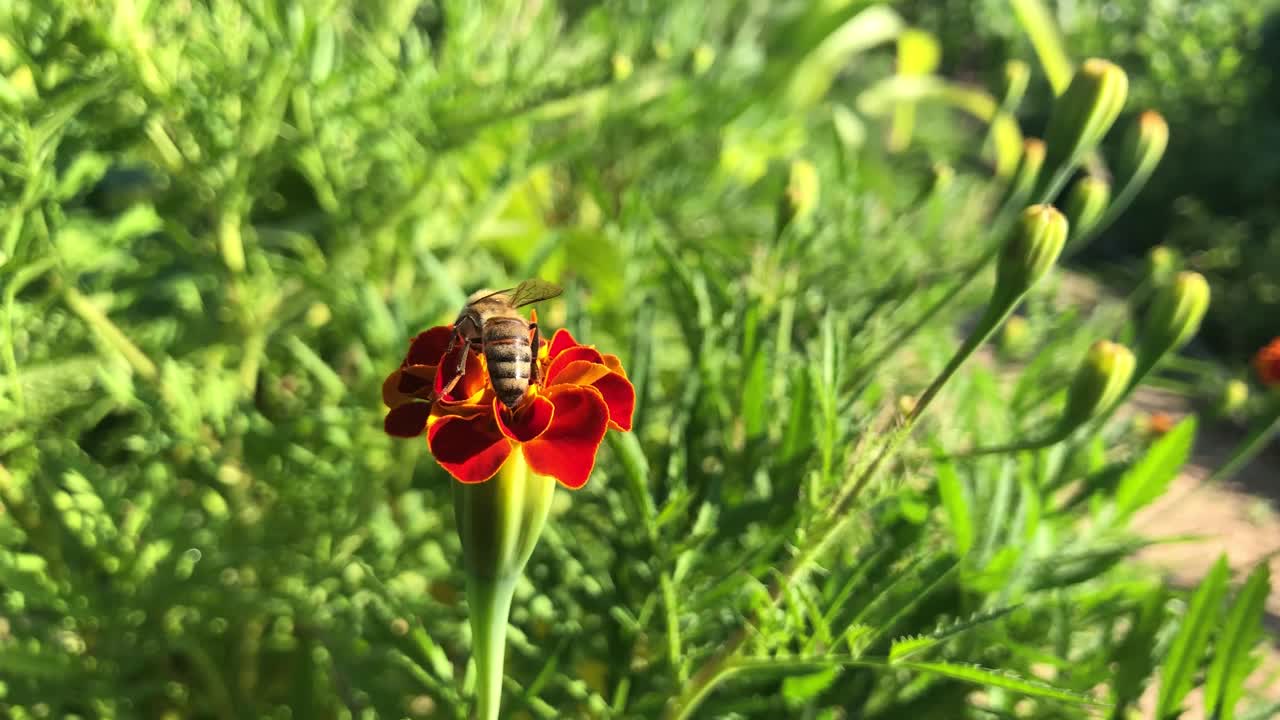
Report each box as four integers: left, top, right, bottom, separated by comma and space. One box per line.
454, 451, 556, 720
468, 576, 516, 720
1207, 395, 1280, 485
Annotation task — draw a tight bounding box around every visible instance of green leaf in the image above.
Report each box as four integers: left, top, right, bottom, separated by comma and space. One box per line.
1157, 555, 1231, 719
898, 661, 1105, 706
1203, 562, 1271, 720
934, 451, 974, 556
889, 605, 1019, 662
1009, 0, 1074, 94
1113, 416, 1196, 520
782, 665, 841, 705
784, 5, 904, 107
1111, 585, 1168, 713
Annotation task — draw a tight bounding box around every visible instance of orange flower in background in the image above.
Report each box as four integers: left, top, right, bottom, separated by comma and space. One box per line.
381, 321, 634, 488
1254, 337, 1280, 387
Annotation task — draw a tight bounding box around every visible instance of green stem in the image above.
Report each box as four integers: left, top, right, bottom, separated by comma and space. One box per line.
943, 428, 1068, 459
1206, 396, 1280, 485
468, 576, 516, 720
454, 451, 556, 720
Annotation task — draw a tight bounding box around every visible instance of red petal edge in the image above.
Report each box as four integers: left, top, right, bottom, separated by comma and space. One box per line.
522, 385, 609, 489
426, 414, 513, 483
384, 403, 432, 438
546, 328, 582, 362
494, 394, 555, 442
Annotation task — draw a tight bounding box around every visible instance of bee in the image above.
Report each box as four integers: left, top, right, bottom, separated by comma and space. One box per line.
441, 279, 563, 411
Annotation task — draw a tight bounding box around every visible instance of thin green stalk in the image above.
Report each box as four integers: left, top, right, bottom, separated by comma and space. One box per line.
943, 429, 1068, 460
63, 286, 158, 379
468, 576, 516, 720
670, 287, 1026, 720
1206, 396, 1280, 485
608, 432, 684, 678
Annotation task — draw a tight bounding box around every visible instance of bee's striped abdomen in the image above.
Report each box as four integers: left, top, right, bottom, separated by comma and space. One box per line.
483, 318, 533, 410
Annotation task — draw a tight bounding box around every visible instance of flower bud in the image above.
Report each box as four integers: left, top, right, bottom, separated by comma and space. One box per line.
1138, 271, 1210, 366
455, 452, 555, 583
1004, 138, 1045, 207
999, 314, 1032, 358
932, 162, 955, 193
993, 204, 1068, 305
612, 53, 634, 81
1115, 110, 1169, 192
693, 44, 715, 75
1145, 245, 1178, 284
776, 159, 820, 236
1216, 379, 1250, 416
1004, 60, 1031, 107
1056, 340, 1136, 435
1040, 59, 1129, 194
1063, 175, 1111, 242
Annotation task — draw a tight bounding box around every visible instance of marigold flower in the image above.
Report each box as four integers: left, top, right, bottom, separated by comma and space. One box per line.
381, 320, 634, 489
1255, 338, 1280, 387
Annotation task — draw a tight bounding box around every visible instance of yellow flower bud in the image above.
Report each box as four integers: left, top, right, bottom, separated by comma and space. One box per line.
1056, 340, 1136, 435
1004, 138, 1046, 210
1138, 271, 1210, 366
993, 205, 1069, 306
1040, 59, 1129, 196
1063, 175, 1111, 243
1116, 110, 1169, 193
1004, 60, 1031, 107
776, 159, 820, 236
693, 44, 715, 75
1145, 245, 1179, 284
999, 314, 1032, 358
1216, 379, 1249, 417
612, 53, 634, 81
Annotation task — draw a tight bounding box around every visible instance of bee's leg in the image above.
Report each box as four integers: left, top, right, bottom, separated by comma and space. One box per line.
529, 322, 542, 386
437, 335, 470, 397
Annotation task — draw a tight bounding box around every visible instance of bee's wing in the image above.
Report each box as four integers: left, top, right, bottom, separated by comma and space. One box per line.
506, 279, 563, 308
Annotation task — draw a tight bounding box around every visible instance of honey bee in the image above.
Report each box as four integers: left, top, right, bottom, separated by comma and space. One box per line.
441, 279, 563, 411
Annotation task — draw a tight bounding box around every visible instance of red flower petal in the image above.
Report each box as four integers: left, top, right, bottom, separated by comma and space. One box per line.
427, 413, 513, 483
434, 344, 487, 401
1255, 338, 1280, 387
546, 328, 582, 362
405, 326, 454, 367
546, 345, 606, 384
591, 370, 635, 431
384, 402, 432, 438
547, 358, 635, 432
494, 394, 555, 442
522, 385, 609, 489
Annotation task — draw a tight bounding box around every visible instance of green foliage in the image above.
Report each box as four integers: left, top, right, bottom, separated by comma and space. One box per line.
0, 1, 1272, 719
908, 0, 1280, 357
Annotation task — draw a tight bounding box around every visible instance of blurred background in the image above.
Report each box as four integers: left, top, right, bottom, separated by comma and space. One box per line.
1, 1, 1278, 718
